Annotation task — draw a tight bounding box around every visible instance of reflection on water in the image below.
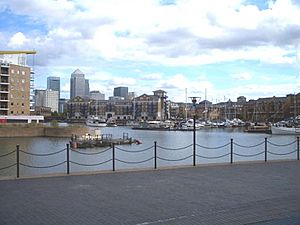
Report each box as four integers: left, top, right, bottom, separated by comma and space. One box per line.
0, 126, 298, 177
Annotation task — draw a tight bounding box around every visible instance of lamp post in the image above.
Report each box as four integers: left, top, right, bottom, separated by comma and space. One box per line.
189, 97, 200, 166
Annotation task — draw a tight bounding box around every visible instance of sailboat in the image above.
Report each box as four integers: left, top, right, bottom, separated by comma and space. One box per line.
86, 100, 107, 127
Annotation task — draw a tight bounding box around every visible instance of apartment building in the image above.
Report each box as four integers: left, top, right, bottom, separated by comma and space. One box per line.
0, 63, 31, 115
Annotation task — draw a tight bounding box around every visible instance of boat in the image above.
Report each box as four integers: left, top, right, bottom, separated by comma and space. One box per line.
70, 129, 140, 149
271, 116, 300, 135
245, 124, 271, 134
271, 126, 300, 135
86, 116, 107, 127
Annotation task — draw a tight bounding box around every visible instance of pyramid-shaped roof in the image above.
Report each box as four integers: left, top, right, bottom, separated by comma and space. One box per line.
72, 69, 84, 75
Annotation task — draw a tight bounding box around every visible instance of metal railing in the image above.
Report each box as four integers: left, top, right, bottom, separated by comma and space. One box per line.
0, 137, 299, 178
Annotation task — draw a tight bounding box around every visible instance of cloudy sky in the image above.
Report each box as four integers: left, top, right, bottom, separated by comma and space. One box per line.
1, 0, 300, 103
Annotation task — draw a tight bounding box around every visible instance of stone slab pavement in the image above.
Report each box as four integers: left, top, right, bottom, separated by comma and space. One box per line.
0, 161, 300, 225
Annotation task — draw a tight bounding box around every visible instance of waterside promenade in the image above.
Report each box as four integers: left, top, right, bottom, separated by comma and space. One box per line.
0, 161, 300, 225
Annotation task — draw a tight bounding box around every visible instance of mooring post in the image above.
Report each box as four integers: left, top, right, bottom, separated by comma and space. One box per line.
16, 145, 19, 178
112, 143, 115, 171
265, 137, 267, 162
230, 138, 233, 164
297, 137, 299, 160
193, 115, 196, 166
66, 144, 70, 174
154, 141, 157, 169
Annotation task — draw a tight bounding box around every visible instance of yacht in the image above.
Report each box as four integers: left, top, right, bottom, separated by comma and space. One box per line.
271, 116, 300, 135
86, 116, 107, 127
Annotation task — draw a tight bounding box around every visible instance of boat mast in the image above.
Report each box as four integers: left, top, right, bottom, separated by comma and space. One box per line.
205, 88, 207, 121
185, 88, 188, 120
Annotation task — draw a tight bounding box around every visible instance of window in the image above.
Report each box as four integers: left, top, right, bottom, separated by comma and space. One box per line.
11, 69, 14, 74
22, 111, 24, 114
22, 71, 25, 75
21, 79, 25, 83
17, 70, 20, 74
22, 103, 24, 106
11, 102, 13, 106
11, 111, 13, 114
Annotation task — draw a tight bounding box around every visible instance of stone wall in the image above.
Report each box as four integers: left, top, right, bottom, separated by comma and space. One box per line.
0, 125, 88, 137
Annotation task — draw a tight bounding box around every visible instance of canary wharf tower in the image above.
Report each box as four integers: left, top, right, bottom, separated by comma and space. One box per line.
70, 69, 89, 99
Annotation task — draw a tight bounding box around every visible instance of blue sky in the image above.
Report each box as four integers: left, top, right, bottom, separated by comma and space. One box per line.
0, 0, 300, 103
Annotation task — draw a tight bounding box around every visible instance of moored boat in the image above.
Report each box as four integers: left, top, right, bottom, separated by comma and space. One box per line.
86, 116, 107, 127
271, 126, 300, 135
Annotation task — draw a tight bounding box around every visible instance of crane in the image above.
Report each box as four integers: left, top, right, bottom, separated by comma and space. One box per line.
0, 50, 36, 55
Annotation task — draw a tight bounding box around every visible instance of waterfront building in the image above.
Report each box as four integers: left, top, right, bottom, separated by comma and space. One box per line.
133, 93, 161, 121
67, 96, 90, 120
90, 90, 105, 101
153, 90, 168, 120
0, 61, 31, 116
34, 89, 59, 112
70, 69, 89, 99
114, 87, 128, 99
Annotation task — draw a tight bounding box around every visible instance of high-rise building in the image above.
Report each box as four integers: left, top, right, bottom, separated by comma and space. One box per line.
70, 69, 89, 99
114, 87, 128, 99
47, 76, 60, 98
34, 89, 59, 112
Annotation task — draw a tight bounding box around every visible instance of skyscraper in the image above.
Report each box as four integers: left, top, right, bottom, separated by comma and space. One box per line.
114, 87, 128, 99
47, 76, 60, 98
70, 69, 89, 99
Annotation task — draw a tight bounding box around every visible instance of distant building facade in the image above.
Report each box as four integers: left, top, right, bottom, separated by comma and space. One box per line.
34, 89, 59, 112
114, 87, 128, 99
90, 91, 105, 101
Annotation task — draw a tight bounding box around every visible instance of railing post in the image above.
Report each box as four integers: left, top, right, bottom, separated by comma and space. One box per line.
16, 145, 19, 178
66, 144, 70, 174
297, 137, 299, 160
154, 141, 157, 169
265, 137, 267, 162
230, 138, 233, 164
193, 115, 196, 166
112, 143, 115, 171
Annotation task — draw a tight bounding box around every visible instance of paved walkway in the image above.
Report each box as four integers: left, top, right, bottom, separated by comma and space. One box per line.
1, 161, 300, 225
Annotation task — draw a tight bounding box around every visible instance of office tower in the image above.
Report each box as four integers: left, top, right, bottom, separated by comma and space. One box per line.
34, 89, 59, 112
85, 79, 90, 98
114, 87, 128, 99
90, 91, 105, 100
47, 76, 60, 98
70, 69, 88, 99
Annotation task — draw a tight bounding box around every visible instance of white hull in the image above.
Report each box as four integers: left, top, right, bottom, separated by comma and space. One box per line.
271, 126, 300, 135
86, 121, 107, 127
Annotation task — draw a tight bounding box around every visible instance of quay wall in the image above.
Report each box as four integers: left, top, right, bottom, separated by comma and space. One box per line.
0, 125, 88, 137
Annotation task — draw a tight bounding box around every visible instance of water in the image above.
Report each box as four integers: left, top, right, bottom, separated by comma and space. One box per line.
0, 126, 298, 178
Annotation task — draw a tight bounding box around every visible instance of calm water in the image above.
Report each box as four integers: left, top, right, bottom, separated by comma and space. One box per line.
0, 126, 298, 178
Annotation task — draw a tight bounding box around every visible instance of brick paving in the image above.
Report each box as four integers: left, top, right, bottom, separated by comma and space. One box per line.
0, 161, 300, 225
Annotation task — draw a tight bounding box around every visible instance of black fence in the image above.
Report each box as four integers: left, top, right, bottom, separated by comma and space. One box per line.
0, 137, 299, 178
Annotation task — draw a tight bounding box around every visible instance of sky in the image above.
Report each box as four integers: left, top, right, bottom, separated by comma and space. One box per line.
0, 0, 300, 103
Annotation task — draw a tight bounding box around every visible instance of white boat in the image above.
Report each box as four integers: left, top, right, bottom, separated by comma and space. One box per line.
272, 115, 300, 135
271, 126, 300, 135
86, 116, 107, 127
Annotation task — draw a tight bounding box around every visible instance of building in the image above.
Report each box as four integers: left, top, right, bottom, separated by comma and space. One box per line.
90, 91, 105, 101
70, 69, 89, 99
114, 87, 128, 99
34, 89, 59, 112
0, 60, 31, 116
127, 92, 136, 100
59, 98, 67, 114
47, 76, 60, 97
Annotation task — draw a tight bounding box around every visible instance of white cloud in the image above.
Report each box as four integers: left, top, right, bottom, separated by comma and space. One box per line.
8, 32, 29, 47
140, 73, 162, 80
231, 72, 252, 81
